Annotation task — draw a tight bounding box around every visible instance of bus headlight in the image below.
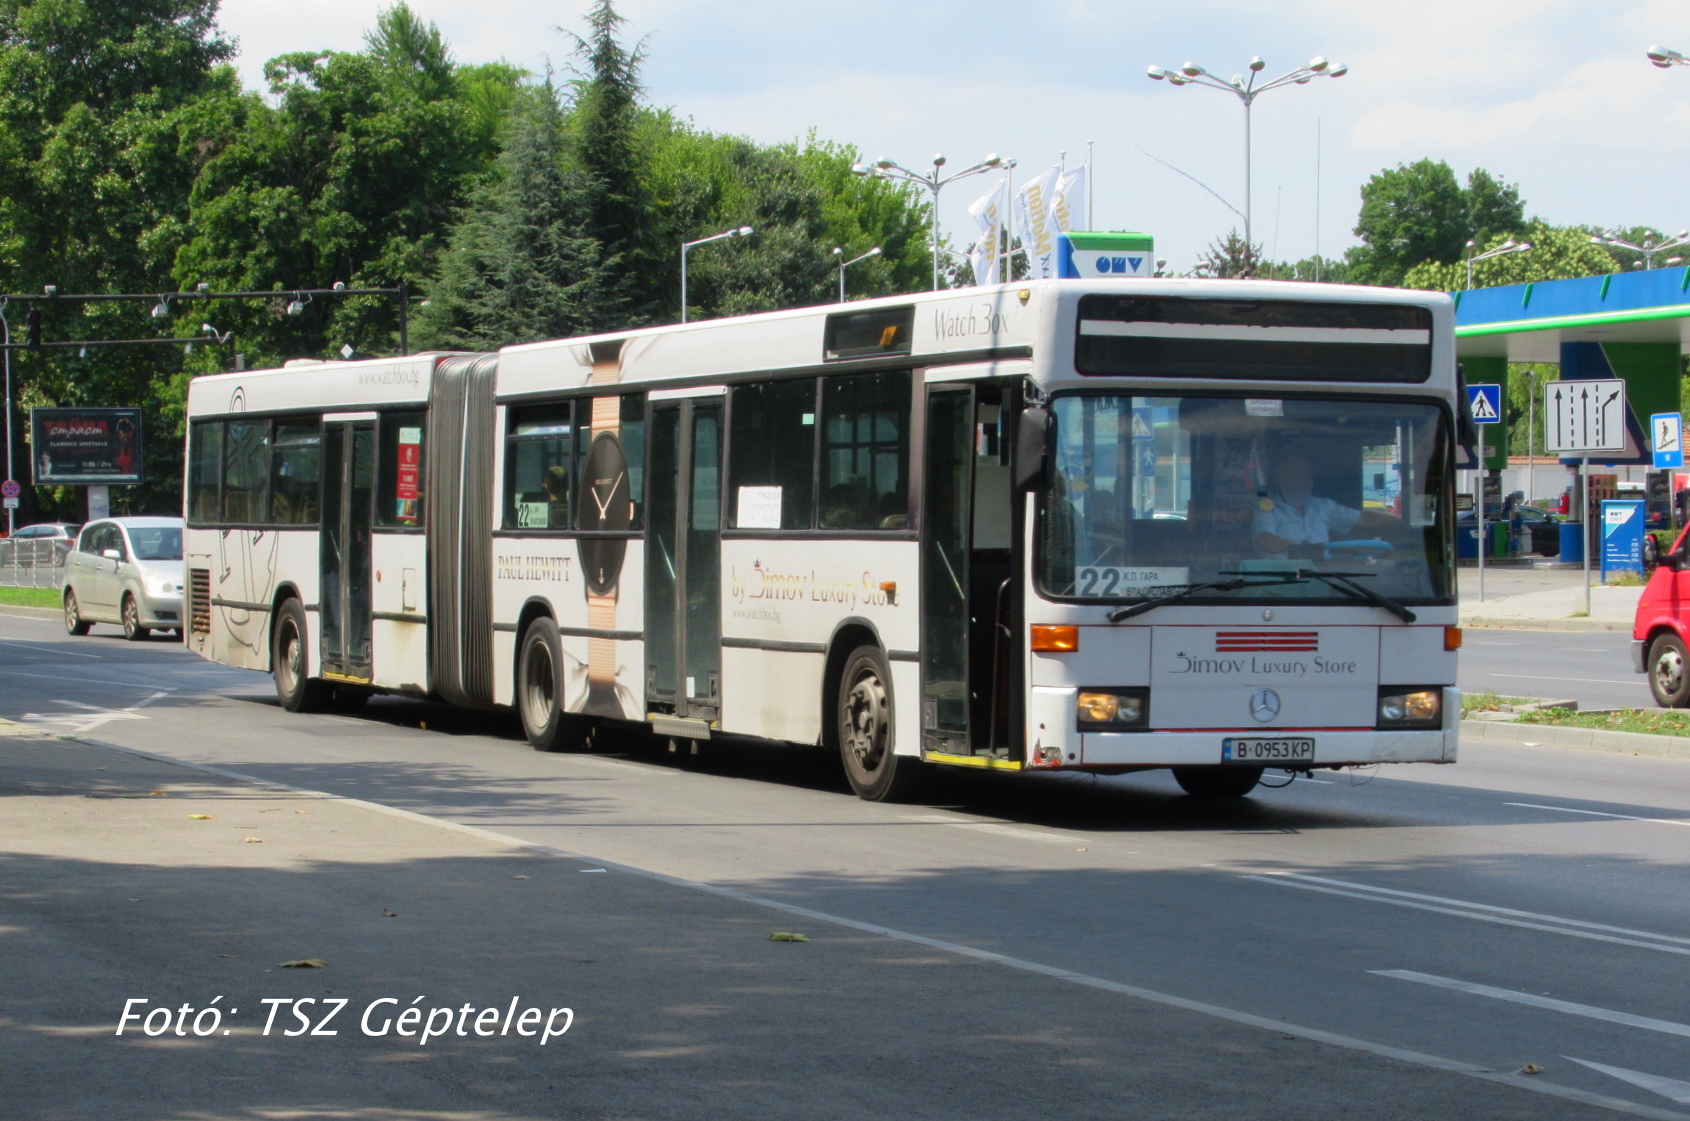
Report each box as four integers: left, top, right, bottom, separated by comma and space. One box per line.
1076, 688, 1149, 732
1377, 688, 1441, 728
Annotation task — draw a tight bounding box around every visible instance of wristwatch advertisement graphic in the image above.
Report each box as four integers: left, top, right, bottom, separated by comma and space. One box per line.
576, 339, 633, 718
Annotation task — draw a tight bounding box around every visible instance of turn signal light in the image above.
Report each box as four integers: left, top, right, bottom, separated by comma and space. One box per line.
1444, 626, 1463, 651
1031, 625, 1079, 652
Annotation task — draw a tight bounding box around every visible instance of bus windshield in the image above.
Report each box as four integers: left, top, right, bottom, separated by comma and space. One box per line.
1037, 393, 1454, 604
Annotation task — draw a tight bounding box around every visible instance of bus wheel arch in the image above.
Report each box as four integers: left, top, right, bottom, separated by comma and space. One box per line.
272, 595, 327, 713
824, 625, 925, 802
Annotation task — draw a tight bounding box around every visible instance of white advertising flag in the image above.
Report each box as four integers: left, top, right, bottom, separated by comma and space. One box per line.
967, 179, 1008, 286
1014, 165, 1062, 279
1052, 166, 1086, 240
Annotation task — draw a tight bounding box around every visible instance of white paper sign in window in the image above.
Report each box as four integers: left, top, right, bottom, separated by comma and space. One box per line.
737, 485, 783, 529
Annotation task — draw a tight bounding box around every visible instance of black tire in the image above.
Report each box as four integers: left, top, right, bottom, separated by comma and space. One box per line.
121, 593, 150, 641
834, 644, 925, 802
518, 618, 588, 751
272, 598, 327, 713
1172, 766, 1264, 799
1648, 633, 1690, 708
63, 589, 91, 636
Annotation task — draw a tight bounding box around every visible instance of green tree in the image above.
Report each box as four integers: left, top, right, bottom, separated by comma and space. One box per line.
1347, 159, 1525, 286
172, 4, 521, 365
414, 83, 606, 350
1402, 222, 1616, 290
0, 0, 235, 519
1191, 229, 1260, 279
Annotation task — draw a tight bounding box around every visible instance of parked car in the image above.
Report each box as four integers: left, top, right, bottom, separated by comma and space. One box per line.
1456, 505, 1562, 556
62, 517, 184, 640
9, 522, 80, 542
1634, 526, 1690, 706
0, 522, 80, 568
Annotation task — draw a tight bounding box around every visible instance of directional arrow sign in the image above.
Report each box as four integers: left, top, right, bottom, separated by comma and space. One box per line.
1653, 412, 1684, 470
1545, 378, 1627, 453
1467, 383, 1502, 425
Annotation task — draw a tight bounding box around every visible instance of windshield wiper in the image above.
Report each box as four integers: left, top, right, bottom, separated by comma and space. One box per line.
1107, 575, 1307, 622
1300, 570, 1418, 623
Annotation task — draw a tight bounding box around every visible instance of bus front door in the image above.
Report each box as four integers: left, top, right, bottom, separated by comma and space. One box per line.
320, 418, 376, 682
645, 398, 723, 721
921, 388, 974, 754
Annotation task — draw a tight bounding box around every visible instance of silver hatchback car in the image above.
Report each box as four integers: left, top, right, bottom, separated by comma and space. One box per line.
63, 517, 185, 640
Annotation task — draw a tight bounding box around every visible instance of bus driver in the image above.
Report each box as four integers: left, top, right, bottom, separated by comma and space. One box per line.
1253, 451, 1394, 557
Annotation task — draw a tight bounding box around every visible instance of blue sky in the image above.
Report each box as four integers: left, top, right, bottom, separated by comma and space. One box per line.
217, 0, 1690, 273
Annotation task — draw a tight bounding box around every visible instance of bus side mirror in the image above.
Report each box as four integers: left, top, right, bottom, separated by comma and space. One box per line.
1014, 406, 1051, 491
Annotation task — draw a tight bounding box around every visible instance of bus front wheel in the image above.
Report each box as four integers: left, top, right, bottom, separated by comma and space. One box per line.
834, 644, 925, 802
518, 618, 589, 751
1172, 766, 1263, 799
272, 599, 328, 713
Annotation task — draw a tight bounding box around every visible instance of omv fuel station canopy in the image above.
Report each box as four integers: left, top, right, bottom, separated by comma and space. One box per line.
1454, 268, 1690, 467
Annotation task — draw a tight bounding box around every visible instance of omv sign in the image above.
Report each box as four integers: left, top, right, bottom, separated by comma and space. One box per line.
1056, 231, 1156, 280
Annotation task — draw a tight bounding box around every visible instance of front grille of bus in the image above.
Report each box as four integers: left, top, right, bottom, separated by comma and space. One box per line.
189, 568, 211, 634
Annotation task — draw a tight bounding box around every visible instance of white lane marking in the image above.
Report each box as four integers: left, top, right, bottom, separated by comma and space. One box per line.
1375, 972, 1690, 1040
0, 669, 173, 689
1259, 873, 1690, 945
20, 691, 172, 735
1300, 778, 1335, 784
1248, 875, 1690, 956
1568, 1059, 1690, 1105
0, 639, 101, 659
1484, 673, 1648, 686
903, 813, 1090, 845
63, 739, 1690, 1121
1507, 803, 1690, 829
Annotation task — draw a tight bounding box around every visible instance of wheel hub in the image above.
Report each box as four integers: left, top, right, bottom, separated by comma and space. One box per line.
843, 670, 887, 771
1657, 648, 1684, 697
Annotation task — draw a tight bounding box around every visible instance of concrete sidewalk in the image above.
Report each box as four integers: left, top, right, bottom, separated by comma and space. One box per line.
0, 731, 1610, 1121
1460, 582, 1642, 632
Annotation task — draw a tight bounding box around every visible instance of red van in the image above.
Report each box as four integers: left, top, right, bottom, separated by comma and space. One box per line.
1634, 531, 1690, 706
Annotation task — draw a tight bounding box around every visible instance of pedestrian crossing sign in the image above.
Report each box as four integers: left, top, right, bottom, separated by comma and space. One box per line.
1653, 412, 1684, 470
1467, 383, 1502, 425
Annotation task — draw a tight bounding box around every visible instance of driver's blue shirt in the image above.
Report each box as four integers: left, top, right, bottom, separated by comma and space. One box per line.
1253, 492, 1361, 554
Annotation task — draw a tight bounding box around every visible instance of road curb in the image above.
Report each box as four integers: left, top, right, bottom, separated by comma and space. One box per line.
1461, 718, 1690, 760
1460, 616, 1633, 632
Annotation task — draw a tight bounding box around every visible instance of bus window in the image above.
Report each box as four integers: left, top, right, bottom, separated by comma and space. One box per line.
188, 421, 222, 525
728, 379, 816, 530
617, 394, 645, 530
820, 370, 911, 530
270, 420, 322, 525
377, 411, 425, 528
222, 420, 270, 524
505, 403, 575, 530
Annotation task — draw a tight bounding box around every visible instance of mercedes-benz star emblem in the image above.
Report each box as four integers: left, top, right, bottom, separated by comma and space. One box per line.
1249, 688, 1281, 723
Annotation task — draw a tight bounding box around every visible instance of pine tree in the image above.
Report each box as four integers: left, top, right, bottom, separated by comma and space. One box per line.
414, 84, 607, 350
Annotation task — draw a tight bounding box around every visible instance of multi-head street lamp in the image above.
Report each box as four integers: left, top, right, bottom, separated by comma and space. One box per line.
854, 154, 1013, 291
1465, 238, 1532, 289
1591, 230, 1690, 270
1147, 55, 1347, 277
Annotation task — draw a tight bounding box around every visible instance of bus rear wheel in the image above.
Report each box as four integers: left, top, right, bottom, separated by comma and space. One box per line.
518, 618, 588, 751
272, 598, 328, 713
1172, 766, 1263, 799
834, 645, 924, 802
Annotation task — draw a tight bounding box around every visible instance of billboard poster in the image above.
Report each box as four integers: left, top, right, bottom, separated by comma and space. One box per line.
30, 407, 143, 485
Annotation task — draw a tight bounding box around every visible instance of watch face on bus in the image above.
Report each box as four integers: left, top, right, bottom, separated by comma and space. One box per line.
578, 432, 630, 597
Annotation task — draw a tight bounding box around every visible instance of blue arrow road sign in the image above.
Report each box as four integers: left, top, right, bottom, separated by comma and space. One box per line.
1652, 412, 1684, 470
1468, 383, 1502, 425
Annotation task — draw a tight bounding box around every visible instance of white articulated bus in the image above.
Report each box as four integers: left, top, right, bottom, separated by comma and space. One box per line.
181, 279, 1463, 801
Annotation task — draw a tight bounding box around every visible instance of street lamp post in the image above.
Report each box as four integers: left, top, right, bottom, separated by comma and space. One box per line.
1648, 45, 1690, 68
831, 246, 882, 303
1465, 238, 1532, 289
1590, 230, 1690, 270
1147, 55, 1346, 278
680, 227, 753, 324
0, 301, 11, 535
854, 155, 1011, 291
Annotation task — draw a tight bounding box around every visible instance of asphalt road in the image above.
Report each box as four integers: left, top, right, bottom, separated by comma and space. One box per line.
5, 610, 1690, 1119
1459, 630, 1654, 710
